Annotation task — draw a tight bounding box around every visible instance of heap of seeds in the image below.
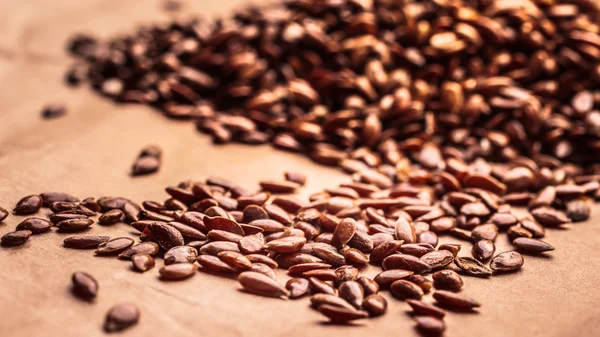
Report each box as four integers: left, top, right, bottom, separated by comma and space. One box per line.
3, 0, 598, 334
0, 164, 590, 334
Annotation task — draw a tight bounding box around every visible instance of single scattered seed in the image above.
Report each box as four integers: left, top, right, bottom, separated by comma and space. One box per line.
71, 272, 98, 300
406, 299, 446, 318
64, 235, 110, 249
0, 206, 8, 222
13, 195, 43, 215
159, 263, 198, 280
432, 270, 464, 291
512, 237, 555, 254
286, 278, 310, 299
56, 218, 94, 231
1, 230, 32, 246
99, 209, 124, 225
433, 290, 481, 311
454, 256, 493, 277
41, 104, 67, 119
472, 239, 496, 261
96, 237, 135, 255
16, 218, 52, 234
284, 172, 306, 186
317, 304, 369, 323
238, 271, 289, 298
415, 316, 446, 335
490, 251, 524, 272
362, 294, 387, 316
164, 246, 198, 265
104, 303, 140, 333
131, 254, 155, 272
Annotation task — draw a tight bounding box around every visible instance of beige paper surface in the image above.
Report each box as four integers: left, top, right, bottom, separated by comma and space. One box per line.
0, 1, 599, 336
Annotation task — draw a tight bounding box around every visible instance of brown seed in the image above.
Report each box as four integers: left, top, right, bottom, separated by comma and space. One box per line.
438, 243, 461, 257
246, 254, 278, 269
197, 255, 237, 273
415, 316, 446, 335
204, 216, 245, 236
286, 278, 310, 299
394, 217, 416, 243
370, 240, 404, 263
432, 270, 464, 291
531, 206, 571, 227
250, 263, 277, 279
218, 251, 252, 270
1, 230, 32, 246
490, 251, 524, 272
460, 202, 490, 217
513, 237, 555, 254
0, 206, 8, 222
264, 236, 306, 253
472, 239, 495, 261
433, 290, 481, 310
131, 254, 155, 272
72, 271, 98, 300
565, 199, 590, 222
148, 222, 184, 250
399, 243, 435, 257
374, 269, 414, 286
104, 303, 140, 333
199, 241, 240, 255
56, 218, 94, 231
238, 271, 289, 298
16, 218, 52, 234
96, 237, 134, 255
118, 242, 160, 259
41, 192, 79, 207
520, 219, 545, 238
310, 293, 355, 311
312, 245, 346, 266
317, 304, 369, 323
406, 299, 446, 318
164, 246, 198, 265
208, 230, 243, 243
64, 235, 110, 249
420, 250, 454, 269
454, 256, 492, 277
132, 156, 160, 176
167, 221, 207, 240
159, 262, 198, 280
338, 281, 364, 309
284, 172, 306, 186
13, 195, 43, 215
248, 219, 286, 233
99, 209, 124, 225
309, 277, 337, 295
332, 218, 357, 249
259, 180, 299, 193
343, 247, 369, 265
390, 280, 424, 300
471, 224, 499, 242
288, 262, 332, 275
362, 294, 387, 316
382, 254, 432, 274
239, 233, 266, 254
405, 275, 433, 293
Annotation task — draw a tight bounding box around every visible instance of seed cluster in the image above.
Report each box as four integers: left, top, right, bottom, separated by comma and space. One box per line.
3, 0, 600, 335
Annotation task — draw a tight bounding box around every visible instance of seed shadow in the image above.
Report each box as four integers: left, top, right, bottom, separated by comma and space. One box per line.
157, 274, 196, 282
434, 303, 480, 314
237, 288, 288, 300
70, 288, 95, 303
318, 320, 365, 327
491, 268, 524, 277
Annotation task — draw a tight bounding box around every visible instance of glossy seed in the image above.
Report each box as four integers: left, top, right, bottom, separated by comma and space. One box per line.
13, 195, 43, 215
490, 251, 524, 272
238, 271, 289, 298
432, 270, 464, 291
512, 237, 555, 254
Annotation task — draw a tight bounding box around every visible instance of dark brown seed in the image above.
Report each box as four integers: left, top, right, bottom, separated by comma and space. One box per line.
338, 281, 364, 309
104, 303, 140, 332
317, 304, 369, 323
0, 206, 8, 222
260, 180, 299, 193
159, 263, 198, 280
490, 251, 524, 272
122, 202, 141, 222
286, 278, 310, 299
96, 237, 134, 255
16, 218, 52, 234
148, 222, 184, 250
238, 271, 289, 298
99, 209, 124, 225
56, 218, 94, 231
399, 243, 435, 257
167, 221, 207, 240
41, 104, 67, 119
565, 199, 590, 222
1, 230, 32, 246
40, 192, 79, 207
382, 254, 432, 274
432, 270, 464, 291
164, 246, 198, 265
406, 299, 446, 318
80, 198, 101, 212
72, 272, 98, 300
312, 245, 346, 266
415, 316, 446, 335
472, 239, 495, 261
118, 242, 160, 259
433, 290, 481, 310
13, 195, 43, 215
248, 219, 286, 233
204, 216, 244, 236
390, 280, 424, 300
420, 250, 454, 269
131, 254, 155, 272
373, 269, 414, 286
64, 235, 110, 249
284, 172, 306, 186
513, 237, 555, 254
362, 294, 387, 316
454, 256, 493, 277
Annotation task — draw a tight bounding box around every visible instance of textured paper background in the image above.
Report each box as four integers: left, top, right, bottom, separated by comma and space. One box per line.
0, 1, 599, 336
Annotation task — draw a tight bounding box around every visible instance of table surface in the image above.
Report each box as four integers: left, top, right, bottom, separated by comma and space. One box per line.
1, 1, 599, 337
